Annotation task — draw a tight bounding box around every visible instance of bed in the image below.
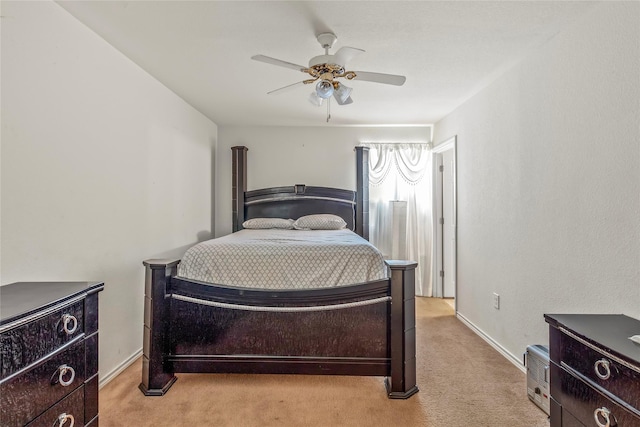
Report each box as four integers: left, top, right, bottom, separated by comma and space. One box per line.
139, 146, 418, 399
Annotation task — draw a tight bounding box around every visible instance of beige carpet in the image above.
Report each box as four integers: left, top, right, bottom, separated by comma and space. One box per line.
99, 297, 549, 426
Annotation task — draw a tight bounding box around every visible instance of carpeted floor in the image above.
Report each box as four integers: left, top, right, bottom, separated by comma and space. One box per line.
98, 297, 549, 426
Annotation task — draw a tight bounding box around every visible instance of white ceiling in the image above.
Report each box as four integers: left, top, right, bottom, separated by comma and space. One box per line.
56, 1, 599, 127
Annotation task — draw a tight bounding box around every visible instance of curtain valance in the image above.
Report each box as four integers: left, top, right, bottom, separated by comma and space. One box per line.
362, 143, 431, 186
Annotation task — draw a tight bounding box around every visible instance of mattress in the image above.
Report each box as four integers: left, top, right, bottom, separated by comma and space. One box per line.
177, 229, 389, 289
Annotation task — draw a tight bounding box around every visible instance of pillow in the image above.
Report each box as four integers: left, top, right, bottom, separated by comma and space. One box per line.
242, 218, 295, 230
293, 214, 347, 230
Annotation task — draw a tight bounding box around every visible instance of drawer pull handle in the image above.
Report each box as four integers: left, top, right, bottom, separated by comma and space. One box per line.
57, 364, 76, 386
61, 314, 78, 335
55, 413, 75, 427
594, 407, 616, 427
594, 358, 611, 380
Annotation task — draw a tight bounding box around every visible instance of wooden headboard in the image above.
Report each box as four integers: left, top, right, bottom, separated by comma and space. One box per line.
231, 146, 370, 239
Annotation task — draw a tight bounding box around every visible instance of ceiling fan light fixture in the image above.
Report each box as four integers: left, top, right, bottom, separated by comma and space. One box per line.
308, 92, 324, 106
333, 83, 353, 105
315, 80, 334, 99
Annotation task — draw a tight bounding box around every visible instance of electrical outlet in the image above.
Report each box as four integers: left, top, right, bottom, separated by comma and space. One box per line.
493, 293, 500, 309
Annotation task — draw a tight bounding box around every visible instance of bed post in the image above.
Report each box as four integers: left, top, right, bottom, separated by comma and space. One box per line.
385, 260, 419, 399
139, 259, 180, 396
232, 146, 248, 232
354, 146, 369, 240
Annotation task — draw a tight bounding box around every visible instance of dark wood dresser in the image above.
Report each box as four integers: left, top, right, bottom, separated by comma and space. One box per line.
0, 281, 104, 427
545, 314, 640, 427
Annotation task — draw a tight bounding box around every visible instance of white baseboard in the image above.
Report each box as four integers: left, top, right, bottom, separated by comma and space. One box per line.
99, 348, 142, 389
456, 313, 526, 374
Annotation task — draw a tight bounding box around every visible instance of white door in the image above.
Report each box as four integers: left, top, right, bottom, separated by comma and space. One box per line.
432, 136, 457, 301
441, 149, 456, 298
433, 154, 444, 297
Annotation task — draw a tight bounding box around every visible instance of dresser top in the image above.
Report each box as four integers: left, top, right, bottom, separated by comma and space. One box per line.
545, 313, 640, 366
0, 281, 104, 327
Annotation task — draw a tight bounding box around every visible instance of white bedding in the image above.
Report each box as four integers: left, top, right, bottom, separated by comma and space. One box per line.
177, 229, 389, 289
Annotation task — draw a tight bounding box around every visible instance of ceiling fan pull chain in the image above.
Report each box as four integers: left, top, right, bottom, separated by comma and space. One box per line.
327, 98, 331, 123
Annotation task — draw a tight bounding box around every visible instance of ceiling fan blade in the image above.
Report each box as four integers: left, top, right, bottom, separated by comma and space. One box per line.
333, 46, 365, 67
267, 81, 305, 95
252, 55, 307, 72
353, 71, 406, 86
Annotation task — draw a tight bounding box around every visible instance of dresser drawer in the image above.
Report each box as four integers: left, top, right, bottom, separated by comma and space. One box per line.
25, 385, 85, 427
553, 363, 640, 427
552, 395, 590, 427
0, 300, 84, 379
0, 339, 86, 426
559, 328, 640, 411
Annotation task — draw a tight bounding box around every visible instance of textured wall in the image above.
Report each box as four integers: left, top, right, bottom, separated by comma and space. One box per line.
1, 2, 217, 381
434, 2, 640, 362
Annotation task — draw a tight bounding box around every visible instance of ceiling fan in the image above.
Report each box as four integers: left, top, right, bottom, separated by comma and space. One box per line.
251, 32, 406, 122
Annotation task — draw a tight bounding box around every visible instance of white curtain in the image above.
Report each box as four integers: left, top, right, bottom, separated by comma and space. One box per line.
363, 143, 433, 296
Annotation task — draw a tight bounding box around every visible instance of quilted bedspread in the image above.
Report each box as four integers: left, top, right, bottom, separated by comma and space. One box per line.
177, 229, 389, 289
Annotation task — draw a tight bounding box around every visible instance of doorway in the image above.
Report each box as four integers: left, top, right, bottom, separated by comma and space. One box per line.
431, 136, 457, 307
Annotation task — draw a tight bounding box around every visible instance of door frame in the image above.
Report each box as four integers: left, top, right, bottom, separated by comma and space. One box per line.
431, 136, 457, 304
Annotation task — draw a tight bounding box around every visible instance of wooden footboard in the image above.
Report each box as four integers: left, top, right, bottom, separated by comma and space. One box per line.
139, 259, 418, 399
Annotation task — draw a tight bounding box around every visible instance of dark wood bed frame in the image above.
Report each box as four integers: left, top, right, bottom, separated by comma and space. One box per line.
139, 146, 418, 399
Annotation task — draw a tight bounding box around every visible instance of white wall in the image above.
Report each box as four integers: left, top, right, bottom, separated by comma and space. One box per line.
1, 1, 217, 381
434, 2, 640, 362
216, 126, 432, 236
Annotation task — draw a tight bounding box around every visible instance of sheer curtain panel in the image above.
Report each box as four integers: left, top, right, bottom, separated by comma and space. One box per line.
363, 143, 433, 296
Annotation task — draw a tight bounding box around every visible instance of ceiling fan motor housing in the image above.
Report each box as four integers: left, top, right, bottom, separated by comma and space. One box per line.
309, 55, 339, 67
